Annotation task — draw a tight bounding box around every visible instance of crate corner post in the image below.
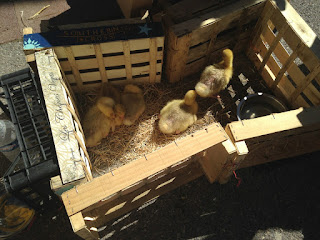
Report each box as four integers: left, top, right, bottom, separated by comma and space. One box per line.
70, 212, 99, 240
198, 139, 237, 184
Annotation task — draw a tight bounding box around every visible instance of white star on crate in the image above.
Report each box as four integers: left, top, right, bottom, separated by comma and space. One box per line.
24, 38, 41, 49
138, 24, 152, 36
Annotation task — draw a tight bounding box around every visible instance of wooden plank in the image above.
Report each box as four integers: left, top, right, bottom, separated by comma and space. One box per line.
54, 46, 68, 58
187, 42, 209, 63
156, 36, 165, 48
60, 59, 98, 72
94, 44, 108, 83
149, 38, 157, 82
302, 84, 320, 106
62, 123, 228, 216
80, 72, 101, 83
106, 68, 127, 79
71, 45, 95, 57
271, 42, 304, 90
129, 38, 150, 51
172, 0, 266, 37
132, 63, 162, 76
289, 64, 320, 103
258, 10, 289, 73
66, 74, 76, 84
64, 47, 83, 89
262, 26, 307, 88
70, 212, 99, 240
226, 106, 320, 143
188, 2, 263, 48
104, 55, 126, 67
272, 0, 320, 53
35, 49, 90, 184
198, 140, 236, 183
123, 41, 133, 80
239, 129, 320, 169
100, 41, 124, 54
165, 0, 238, 24
183, 57, 206, 78
249, 0, 274, 52
83, 161, 203, 228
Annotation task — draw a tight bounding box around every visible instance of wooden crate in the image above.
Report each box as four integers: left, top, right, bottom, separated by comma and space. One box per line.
23, 19, 165, 92
32, 47, 240, 239
222, 0, 320, 178
61, 123, 238, 239
161, 0, 267, 82
247, 0, 320, 108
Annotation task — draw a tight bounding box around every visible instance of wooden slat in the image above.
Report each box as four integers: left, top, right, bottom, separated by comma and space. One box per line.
250, 42, 297, 105
62, 123, 228, 216
35, 49, 88, 184
272, 0, 320, 51
172, 0, 265, 39
54, 46, 68, 58
187, 42, 210, 63
64, 47, 83, 89
100, 41, 124, 54
83, 161, 203, 228
302, 84, 320, 106
129, 38, 150, 51
262, 26, 306, 86
190, 3, 263, 48
66, 74, 76, 84
289, 64, 320, 103
156, 36, 165, 48
258, 11, 289, 73
183, 57, 206, 78
60, 59, 98, 72
80, 72, 101, 83
271, 42, 304, 90
94, 44, 108, 83
261, 28, 319, 107
104, 55, 126, 67
106, 68, 127, 79
149, 38, 157, 82
71, 45, 95, 57
226, 106, 320, 143
248, 0, 274, 53
122, 41, 133, 80
132, 63, 162, 76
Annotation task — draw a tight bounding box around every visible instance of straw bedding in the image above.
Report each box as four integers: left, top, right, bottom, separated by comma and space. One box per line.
76, 54, 270, 177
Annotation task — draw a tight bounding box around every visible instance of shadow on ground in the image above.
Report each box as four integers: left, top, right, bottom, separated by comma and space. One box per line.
12, 151, 320, 240
96, 151, 320, 240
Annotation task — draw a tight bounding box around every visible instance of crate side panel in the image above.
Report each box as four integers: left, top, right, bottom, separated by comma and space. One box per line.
82, 161, 203, 228
227, 106, 320, 143
62, 123, 228, 216
35, 49, 89, 184
239, 129, 320, 169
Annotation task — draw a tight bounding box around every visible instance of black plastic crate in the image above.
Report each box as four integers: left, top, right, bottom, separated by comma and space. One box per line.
0, 67, 60, 210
